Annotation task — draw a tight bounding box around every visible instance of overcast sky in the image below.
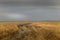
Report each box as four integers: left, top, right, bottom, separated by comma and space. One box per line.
0, 0, 60, 21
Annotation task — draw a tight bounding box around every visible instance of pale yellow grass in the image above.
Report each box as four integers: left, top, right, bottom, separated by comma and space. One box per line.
0, 22, 60, 40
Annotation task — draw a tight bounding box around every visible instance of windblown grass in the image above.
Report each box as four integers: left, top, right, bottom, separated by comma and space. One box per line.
0, 22, 60, 40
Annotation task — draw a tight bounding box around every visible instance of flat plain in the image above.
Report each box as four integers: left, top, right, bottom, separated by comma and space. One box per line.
0, 21, 60, 40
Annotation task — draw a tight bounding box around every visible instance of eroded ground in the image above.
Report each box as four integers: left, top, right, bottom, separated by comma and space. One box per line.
0, 22, 60, 40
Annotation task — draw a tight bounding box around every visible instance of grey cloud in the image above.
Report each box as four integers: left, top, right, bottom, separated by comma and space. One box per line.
0, 0, 60, 21
0, 13, 28, 21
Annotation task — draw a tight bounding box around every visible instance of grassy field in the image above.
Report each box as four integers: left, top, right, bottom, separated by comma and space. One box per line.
0, 22, 60, 40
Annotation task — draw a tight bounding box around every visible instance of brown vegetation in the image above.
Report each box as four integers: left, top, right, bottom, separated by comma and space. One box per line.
0, 22, 60, 40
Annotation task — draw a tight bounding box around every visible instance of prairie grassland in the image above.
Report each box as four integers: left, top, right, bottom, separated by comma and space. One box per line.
0, 22, 60, 40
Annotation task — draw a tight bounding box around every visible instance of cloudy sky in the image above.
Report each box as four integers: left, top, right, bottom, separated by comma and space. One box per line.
0, 0, 60, 21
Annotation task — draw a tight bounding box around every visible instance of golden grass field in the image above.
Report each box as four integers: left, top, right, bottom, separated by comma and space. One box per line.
0, 22, 60, 40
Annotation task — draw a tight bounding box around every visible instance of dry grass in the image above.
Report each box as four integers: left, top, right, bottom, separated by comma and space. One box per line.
0, 22, 60, 40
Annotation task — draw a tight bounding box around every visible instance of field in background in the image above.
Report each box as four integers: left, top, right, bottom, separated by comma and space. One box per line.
0, 22, 60, 40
